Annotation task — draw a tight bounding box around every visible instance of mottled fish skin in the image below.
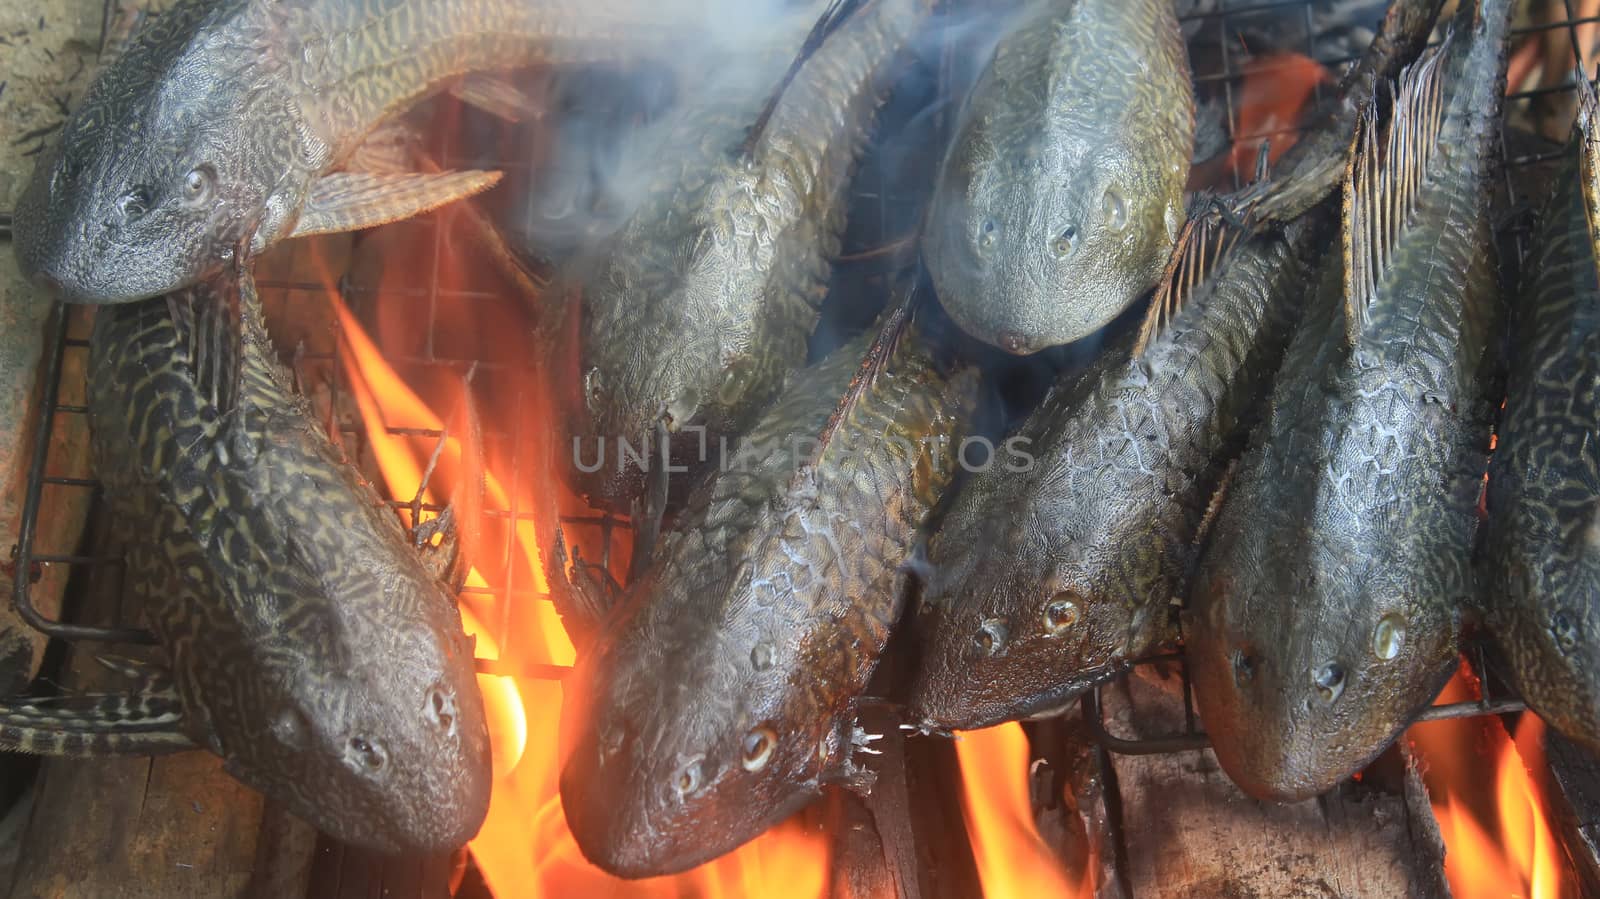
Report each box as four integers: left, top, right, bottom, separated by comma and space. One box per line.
0, 659, 193, 757
1483, 79, 1600, 753
559, 314, 978, 878
923, 0, 1194, 355
1236, 0, 1445, 224
87, 268, 491, 852
908, 204, 1333, 731
556, 0, 927, 510
1185, 0, 1511, 802
14, 0, 717, 304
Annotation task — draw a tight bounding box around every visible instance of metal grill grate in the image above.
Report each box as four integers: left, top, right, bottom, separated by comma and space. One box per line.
10, 0, 1594, 886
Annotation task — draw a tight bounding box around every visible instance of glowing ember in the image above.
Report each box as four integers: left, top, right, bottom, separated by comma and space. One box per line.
1409, 666, 1565, 899
954, 724, 1091, 898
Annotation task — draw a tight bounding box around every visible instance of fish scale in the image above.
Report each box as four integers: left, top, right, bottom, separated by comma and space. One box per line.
1483, 78, 1600, 753
1185, 0, 1511, 803
560, 302, 977, 878
72, 268, 492, 852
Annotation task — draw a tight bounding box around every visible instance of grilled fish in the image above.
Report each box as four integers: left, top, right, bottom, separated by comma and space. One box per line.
1482, 77, 1600, 752
559, 300, 978, 877
58, 266, 490, 852
13, 0, 727, 304
1184, 0, 1511, 802
557, 0, 925, 510
923, 0, 1194, 355
907, 199, 1333, 731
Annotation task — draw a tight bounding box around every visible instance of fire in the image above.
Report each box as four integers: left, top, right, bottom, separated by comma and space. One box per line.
954, 724, 1092, 899
1408, 666, 1565, 899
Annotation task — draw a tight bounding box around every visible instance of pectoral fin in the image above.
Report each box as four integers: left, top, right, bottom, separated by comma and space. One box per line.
450, 73, 544, 122
0, 662, 194, 757
290, 170, 503, 239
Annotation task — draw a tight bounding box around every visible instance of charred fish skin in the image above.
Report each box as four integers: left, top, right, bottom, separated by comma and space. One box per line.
1483, 79, 1600, 752
923, 0, 1194, 355
560, 0, 928, 509
14, 0, 717, 305
87, 269, 491, 853
1185, 0, 1512, 803
559, 311, 978, 878
908, 203, 1334, 732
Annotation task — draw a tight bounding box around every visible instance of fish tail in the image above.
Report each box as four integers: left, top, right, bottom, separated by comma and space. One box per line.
0, 682, 194, 758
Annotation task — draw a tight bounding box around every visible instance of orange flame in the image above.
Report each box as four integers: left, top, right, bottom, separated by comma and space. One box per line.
954, 724, 1091, 898
1408, 666, 1565, 899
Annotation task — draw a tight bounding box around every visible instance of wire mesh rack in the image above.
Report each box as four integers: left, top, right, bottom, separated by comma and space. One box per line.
8, 0, 1596, 890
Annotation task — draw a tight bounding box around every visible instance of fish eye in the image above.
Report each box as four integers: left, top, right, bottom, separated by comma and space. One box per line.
977, 218, 998, 248
429, 689, 455, 732
1371, 613, 1406, 661
1102, 188, 1128, 230
749, 642, 774, 671
115, 187, 151, 221
1231, 648, 1256, 685
973, 619, 1007, 657
182, 164, 216, 203
1313, 662, 1345, 703
718, 357, 753, 406
673, 758, 705, 797
348, 736, 386, 769
1050, 226, 1076, 259
1551, 609, 1580, 652
1043, 593, 1080, 635
741, 725, 777, 772
583, 367, 605, 407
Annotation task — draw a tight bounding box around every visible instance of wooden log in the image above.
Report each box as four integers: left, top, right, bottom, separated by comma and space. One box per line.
1098, 666, 1450, 898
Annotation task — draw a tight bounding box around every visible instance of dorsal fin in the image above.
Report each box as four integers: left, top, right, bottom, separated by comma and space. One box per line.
794, 279, 916, 484
740, 0, 868, 161
1576, 69, 1600, 248
1134, 200, 1243, 356
1342, 48, 1447, 344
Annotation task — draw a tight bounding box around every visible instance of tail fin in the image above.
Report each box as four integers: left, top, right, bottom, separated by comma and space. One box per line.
0, 671, 193, 757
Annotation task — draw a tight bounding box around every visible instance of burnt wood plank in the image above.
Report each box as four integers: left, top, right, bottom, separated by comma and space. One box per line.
1100, 666, 1449, 898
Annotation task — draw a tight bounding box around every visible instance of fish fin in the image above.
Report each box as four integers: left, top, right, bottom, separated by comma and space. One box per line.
1342, 49, 1447, 344
450, 73, 544, 123
1576, 68, 1600, 247
345, 121, 421, 176
628, 424, 670, 584
1194, 459, 1238, 552
175, 266, 244, 416
0, 673, 194, 757
741, 0, 867, 161
797, 277, 917, 484
290, 170, 504, 239
552, 527, 622, 651
1134, 201, 1242, 357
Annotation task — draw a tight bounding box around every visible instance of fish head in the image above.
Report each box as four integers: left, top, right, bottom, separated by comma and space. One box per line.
1487, 499, 1600, 743
232, 569, 491, 854
560, 556, 846, 877
1185, 521, 1460, 801
910, 486, 1134, 728
14, 15, 308, 304
564, 231, 792, 505
927, 124, 1183, 354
